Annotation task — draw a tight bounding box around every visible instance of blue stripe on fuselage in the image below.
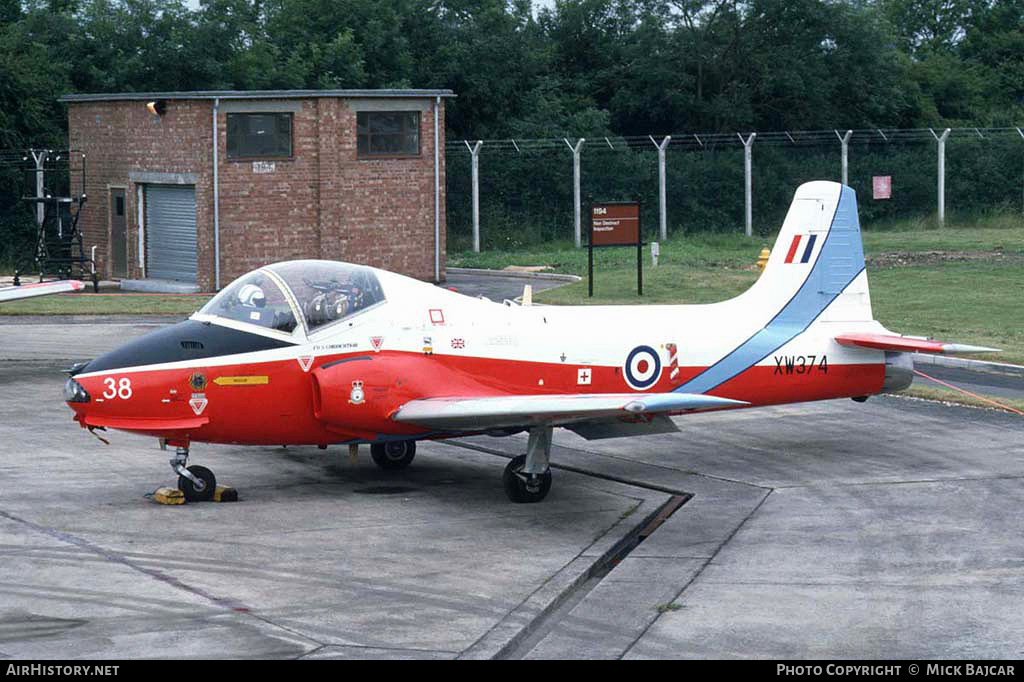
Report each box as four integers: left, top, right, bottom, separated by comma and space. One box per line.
675, 186, 866, 395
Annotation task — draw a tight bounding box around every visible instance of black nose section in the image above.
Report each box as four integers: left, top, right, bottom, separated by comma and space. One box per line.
79, 320, 296, 374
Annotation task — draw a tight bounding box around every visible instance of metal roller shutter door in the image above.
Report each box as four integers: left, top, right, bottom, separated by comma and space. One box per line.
145, 185, 197, 282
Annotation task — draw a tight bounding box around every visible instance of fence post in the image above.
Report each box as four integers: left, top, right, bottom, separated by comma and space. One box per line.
465, 140, 482, 252
650, 136, 671, 241
29, 149, 48, 227
565, 138, 586, 248
739, 133, 756, 236
931, 128, 951, 226
1018, 128, 1024, 214
836, 129, 852, 186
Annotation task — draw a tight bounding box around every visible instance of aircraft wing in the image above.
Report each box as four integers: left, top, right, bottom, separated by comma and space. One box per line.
834, 332, 999, 355
391, 392, 747, 431
0, 280, 85, 303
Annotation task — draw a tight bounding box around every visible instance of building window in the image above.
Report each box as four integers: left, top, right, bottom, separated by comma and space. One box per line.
357, 111, 420, 158
227, 113, 292, 159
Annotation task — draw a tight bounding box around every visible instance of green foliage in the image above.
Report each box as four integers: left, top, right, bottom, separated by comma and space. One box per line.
1, 0, 1022, 265
0, 0, 1018, 141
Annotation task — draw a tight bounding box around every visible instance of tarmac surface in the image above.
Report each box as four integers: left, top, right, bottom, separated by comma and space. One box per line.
0, 273, 1022, 659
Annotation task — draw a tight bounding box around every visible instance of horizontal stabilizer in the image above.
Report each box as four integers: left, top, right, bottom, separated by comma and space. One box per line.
0, 279, 84, 303
835, 333, 999, 355
392, 392, 746, 431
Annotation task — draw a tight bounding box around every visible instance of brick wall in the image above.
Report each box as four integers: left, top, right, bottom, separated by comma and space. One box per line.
69, 99, 214, 288
68, 95, 447, 292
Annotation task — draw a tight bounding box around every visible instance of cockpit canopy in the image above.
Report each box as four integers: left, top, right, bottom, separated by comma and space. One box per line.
198, 260, 386, 336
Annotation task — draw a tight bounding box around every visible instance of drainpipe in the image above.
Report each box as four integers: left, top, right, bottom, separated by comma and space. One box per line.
433, 96, 441, 282
213, 97, 221, 290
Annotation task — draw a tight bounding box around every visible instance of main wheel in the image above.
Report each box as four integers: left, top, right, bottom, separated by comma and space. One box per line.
502, 455, 552, 503
370, 441, 416, 470
178, 465, 216, 502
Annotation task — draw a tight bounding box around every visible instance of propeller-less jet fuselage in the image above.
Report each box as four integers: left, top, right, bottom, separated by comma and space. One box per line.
63, 183, 995, 502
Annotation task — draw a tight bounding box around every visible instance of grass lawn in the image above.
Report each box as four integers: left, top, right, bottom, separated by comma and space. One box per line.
0, 293, 212, 316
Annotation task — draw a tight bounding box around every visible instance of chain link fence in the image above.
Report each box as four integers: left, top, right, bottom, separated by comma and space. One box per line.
445, 128, 1024, 252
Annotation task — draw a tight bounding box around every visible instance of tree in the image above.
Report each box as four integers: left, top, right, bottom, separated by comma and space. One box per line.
877, 0, 986, 55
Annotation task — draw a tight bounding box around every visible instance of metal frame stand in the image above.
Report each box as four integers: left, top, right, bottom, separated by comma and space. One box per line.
13, 150, 97, 291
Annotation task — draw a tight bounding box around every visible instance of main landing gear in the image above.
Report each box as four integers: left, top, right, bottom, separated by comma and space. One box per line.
171, 445, 217, 502
502, 426, 553, 503
370, 440, 417, 470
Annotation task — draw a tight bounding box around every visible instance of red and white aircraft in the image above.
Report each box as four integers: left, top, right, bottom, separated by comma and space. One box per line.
1, 279, 84, 303
63, 182, 995, 502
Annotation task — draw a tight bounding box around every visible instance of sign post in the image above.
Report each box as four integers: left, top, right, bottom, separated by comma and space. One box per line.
589, 200, 643, 297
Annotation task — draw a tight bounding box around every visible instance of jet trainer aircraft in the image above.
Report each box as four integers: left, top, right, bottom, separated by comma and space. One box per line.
63, 182, 995, 503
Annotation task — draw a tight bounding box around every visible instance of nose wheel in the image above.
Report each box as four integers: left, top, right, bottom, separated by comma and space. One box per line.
178, 465, 216, 502
171, 446, 217, 502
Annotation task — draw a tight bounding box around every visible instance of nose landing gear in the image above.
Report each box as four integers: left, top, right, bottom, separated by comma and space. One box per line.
170, 446, 217, 502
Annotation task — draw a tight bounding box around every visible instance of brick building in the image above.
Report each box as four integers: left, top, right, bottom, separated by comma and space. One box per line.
61, 89, 454, 291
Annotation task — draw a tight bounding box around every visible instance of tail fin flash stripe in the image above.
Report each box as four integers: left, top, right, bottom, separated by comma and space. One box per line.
675, 185, 865, 395
800, 234, 818, 263
784, 235, 802, 263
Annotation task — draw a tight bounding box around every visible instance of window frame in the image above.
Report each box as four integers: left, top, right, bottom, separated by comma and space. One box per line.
226, 112, 294, 161
356, 110, 422, 159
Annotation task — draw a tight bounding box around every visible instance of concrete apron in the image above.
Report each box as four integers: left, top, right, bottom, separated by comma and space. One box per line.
0, 361, 674, 659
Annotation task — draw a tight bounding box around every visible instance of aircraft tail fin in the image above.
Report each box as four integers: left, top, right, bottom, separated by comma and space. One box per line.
749, 181, 873, 324
672, 182, 876, 396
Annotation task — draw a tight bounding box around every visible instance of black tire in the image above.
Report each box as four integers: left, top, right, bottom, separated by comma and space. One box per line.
370, 441, 416, 470
178, 465, 216, 502
502, 455, 552, 503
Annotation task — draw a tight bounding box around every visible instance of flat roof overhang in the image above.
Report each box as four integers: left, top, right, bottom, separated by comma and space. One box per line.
59, 89, 455, 103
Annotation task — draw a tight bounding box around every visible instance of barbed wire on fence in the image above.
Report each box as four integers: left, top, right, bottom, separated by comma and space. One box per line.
444, 126, 1024, 252
446, 127, 1024, 153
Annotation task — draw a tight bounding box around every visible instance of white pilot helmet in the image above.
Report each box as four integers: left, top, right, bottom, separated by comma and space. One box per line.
238, 283, 266, 308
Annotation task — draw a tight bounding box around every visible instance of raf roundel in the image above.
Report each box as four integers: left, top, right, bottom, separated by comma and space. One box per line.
624, 345, 661, 390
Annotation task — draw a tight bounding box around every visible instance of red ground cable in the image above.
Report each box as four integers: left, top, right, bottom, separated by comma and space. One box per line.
912, 369, 1024, 416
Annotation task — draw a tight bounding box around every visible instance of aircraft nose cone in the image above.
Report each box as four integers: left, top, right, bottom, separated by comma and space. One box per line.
63, 376, 91, 403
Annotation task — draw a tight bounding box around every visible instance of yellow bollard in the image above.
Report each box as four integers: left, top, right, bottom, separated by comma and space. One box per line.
757, 247, 771, 270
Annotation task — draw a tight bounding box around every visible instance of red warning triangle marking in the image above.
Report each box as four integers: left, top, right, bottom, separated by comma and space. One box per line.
189, 397, 208, 415
297, 356, 314, 372
370, 336, 384, 352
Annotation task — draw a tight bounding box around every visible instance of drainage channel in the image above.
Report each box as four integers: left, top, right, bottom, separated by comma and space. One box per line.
447, 440, 692, 659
